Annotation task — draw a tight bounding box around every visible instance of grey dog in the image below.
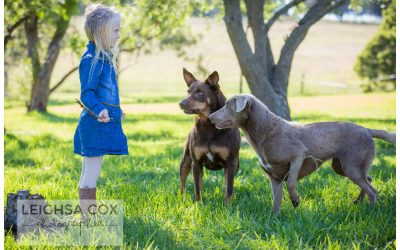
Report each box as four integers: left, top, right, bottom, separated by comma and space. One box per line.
209, 94, 395, 215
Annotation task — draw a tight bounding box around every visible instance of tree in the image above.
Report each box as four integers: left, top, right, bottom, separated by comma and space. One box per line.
4, 0, 47, 98
223, 0, 349, 120
5, 0, 202, 112
354, 0, 395, 92
26, 1, 80, 112
4, 0, 80, 112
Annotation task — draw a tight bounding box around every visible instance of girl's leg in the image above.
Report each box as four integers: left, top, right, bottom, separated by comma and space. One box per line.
78, 158, 86, 188
78, 156, 103, 219
79, 156, 103, 188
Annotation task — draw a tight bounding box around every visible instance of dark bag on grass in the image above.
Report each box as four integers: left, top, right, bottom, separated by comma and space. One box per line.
4, 190, 46, 237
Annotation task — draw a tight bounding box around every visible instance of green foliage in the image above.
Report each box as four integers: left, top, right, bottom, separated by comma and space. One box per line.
5, 0, 72, 64
263, 0, 285, 20
115, 0, 210, 72
350, 0, 390, 13
8, 62, 32, 103
4, 29, 26, 67
63, 25, 87, 57
116, 1, 193, 51
354, 0, 395, 92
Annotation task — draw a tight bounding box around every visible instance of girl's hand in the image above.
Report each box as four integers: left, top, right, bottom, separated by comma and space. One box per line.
97, 109, 110, 123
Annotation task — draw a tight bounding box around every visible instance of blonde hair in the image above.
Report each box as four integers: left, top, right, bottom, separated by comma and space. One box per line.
84, 3, 120, 70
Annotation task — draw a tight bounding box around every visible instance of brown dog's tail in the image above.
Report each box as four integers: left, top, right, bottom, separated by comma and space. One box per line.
367, 129, 396, 144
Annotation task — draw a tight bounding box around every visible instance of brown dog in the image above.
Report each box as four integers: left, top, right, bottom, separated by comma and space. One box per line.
209, 94, 395, 214
179, 68, 241, 202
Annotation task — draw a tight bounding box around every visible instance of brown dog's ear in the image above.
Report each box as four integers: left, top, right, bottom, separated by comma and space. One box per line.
183, 68, 197, 87
206, 71, 219, 90
235, 95, 250, 112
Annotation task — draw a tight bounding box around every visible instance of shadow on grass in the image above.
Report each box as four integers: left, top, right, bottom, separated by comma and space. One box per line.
125, 130, 178, 142
33, 111, 193, 126
123, 113, 192, 124
47, 96, 182, 106
5, 132, 36, 167
121, 95, 183, 104
5, 132, 73, 168
294, 114, 396, 125
34, 111, 78, 124
47, 99, 77, 106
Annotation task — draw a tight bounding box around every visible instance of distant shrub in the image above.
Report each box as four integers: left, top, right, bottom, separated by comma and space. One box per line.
354, 0, 395, 92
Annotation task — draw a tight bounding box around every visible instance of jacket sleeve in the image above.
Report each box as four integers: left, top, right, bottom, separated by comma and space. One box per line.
79, 56, 106, 116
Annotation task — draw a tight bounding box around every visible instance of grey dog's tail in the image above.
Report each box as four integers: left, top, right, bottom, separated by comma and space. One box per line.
367, 129, 396, 144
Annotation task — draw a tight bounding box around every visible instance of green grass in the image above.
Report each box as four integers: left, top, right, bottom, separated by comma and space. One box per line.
4, 93, 395, 249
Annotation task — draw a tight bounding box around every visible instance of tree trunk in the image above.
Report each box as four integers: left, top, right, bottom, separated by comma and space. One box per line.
223, 0, 348, 121
25, 14, 70, 112
28, 68, 52, 112
224, 0, 291, 120
24, 14, 40, 93
4, 68, 9, 97
244, 68, 291, 120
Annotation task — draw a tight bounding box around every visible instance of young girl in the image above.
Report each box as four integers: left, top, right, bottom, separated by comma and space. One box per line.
73, 3, 128, 214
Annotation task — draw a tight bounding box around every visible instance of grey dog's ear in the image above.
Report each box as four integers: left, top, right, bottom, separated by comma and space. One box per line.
235, 95, 250, 112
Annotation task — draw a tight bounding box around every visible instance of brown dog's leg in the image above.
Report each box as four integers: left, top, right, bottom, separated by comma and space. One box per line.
199, 166, 204, 193
266, 172, 283, 215
192, 161, 203, 201
234, 159, 240, 175
180, 150, 192, 194
287, 157, 304, 208
224, 159, 238, 203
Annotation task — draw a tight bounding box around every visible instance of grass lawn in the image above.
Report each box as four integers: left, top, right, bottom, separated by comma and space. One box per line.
4, 93, 395, 249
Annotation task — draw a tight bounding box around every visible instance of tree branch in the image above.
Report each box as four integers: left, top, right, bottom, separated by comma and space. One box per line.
223, 0, 257, 75
265, 0, 305, 32
49, 66, 78, 94
265, 35, 275, 82
119, 27, 142, 46
24, 14, 41, 82
5, 15, 29, 48
244, 0, 267, 69
223, 0, 280, 110
120, 36, 153, 53
274, 0, 349, 91
36, 16, 70, 97
44, 17, 70, 67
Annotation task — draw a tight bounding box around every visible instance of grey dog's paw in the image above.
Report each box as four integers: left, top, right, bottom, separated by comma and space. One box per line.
291, 197, 300, 208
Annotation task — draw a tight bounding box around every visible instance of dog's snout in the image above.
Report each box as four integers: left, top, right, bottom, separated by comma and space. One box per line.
208, 113, 216, 122
179, 99, 187, 109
